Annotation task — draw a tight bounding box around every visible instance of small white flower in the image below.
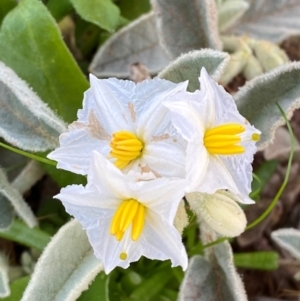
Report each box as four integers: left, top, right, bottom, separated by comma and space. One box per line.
186, 190, 247, 237
48, 76, 188, 179
55, 151, 188, 273
165, 68, 260, 204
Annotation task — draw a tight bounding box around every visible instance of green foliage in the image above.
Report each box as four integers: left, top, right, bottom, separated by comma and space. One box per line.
234, 251, 279, 270
178, 241, 247, 301
21, 220, 103, 301
235, 62, 300, 150
159, 49, 229, 92
0, 0, 89, 123
118, 0, 150, 20
0, 0, 16, 25
78, 272, 109, 301
0, 194, 14, 231
151, 0, 222, 59
0, 219, 50, 251
90, 12, 170, 78
0, 253, 9, 298
69, 0, 120, 32
0, 62, 66, 152
1, 277, 30, 301
228, 0, 300, 43
271, 228, 300, 261
251, 160, 278, 200
0, 168, 37, 228
46, 0, 73, 22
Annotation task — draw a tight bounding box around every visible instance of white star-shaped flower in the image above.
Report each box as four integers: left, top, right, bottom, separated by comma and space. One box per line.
55, 151, 188, 273
48, 76, 188, 178
165, 68, 261, 204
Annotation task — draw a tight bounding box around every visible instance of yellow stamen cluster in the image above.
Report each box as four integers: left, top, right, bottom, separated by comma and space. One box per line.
110, 131, 143, 169
110, 199, 146, 242
204, 123, 246, 155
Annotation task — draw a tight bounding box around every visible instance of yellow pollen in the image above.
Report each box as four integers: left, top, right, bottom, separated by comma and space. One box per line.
252, 133, 260, 141
110, 199, 146, 242
110, 131, 143, 169
204, 123, 246, 155
120, 252, 127, 260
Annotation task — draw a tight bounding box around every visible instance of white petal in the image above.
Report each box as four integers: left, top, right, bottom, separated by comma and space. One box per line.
48, 128, 109, 175
89, 151, 132, 200
141, 211, 188, 270
56, 183, 120, 210
186, 191, 247, 237
131, 177, 186, 223
89, 75, 135, 133
136, 80, 188, 140
141, 138, 186, 178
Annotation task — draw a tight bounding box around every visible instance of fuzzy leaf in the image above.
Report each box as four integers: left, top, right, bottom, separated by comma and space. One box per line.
234, 62, 300, 150
1, 277, 30, 301
21, 220, 103, 301
69, 0, 120, 32
0, 168, 37, 228
151, 0, 222, 59
178, 241, 247, 301
271, 228, 300, 261
228, 0, 300, 43
158, 49, 229, 92
0, 0, 89, 123
89, 12, 170, 78
0, 62, 66, 152
0, 193, 14, 230
218, 0, 249, 32
0, 253, 10, 298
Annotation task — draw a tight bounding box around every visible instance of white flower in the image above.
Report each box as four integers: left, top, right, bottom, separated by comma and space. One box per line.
48, 76, 188, 179
186, 190, 247, 237
165, 68, 260, 204
55, 151, 188, 273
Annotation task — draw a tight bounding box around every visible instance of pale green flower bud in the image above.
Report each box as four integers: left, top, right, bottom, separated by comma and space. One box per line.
186, 190, 247, 237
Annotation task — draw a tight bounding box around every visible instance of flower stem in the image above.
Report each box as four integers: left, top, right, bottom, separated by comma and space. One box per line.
0, 141, 57, 166
246, 103, 295, 230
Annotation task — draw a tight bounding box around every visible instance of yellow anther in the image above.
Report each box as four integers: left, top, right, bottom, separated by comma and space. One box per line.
120, 252, 127, 260
110, 199, 147, 243
110, 131, 143, 169
204, 124, 244, 137
110, 201, 129, 235
252, 133, 260, 141
131, 204, 146, 241
120, 199, 139, 231
204, 123, 245, 155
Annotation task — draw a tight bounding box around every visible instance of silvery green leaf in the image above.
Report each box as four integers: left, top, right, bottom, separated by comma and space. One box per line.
21, 220, 103, 301
151, 0, 222, 60
0, 168, 37, 228
11, 160, 45, 195
0, 253, 10, 298
218, 0, 249, 32
271, 228, 300, 261
0, 195, 14, 230
228, 0, 300, 43
178, 241, 247, 301
89, 12, 170, 78
234, 62, 300, 150
0, 62, 66, 152
158, 49, 229, 92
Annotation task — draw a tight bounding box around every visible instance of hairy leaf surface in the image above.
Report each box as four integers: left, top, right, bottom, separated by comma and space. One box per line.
90, 12, 170, 78
21, 220, 103, 301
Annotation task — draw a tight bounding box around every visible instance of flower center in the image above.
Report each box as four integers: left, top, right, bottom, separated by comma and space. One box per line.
110, 198, 146, 242
110, 131, 143, 169
204, 123, 246, 155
